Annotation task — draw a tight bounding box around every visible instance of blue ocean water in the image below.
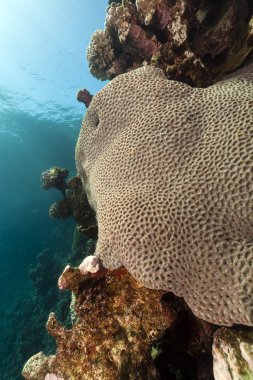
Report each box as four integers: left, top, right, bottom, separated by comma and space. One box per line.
0, 1, 108, 378
0, 88, 82, 379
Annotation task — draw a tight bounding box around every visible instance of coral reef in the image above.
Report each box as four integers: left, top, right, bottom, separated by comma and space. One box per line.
41, 167, 97, 238
41, 167, 69, 194
87, 0, 253, 86
76, 89, 93, 108
23, 3, 253, 379
87, 1, 160, 81
213, 328, 253, 379
76, 62, 253, 326
23, 264, 217, 379
2, 243, 72, 380
23, 268, 171, 379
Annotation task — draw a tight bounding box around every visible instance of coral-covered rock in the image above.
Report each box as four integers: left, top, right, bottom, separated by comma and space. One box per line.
40, 167, 69, 194
213, 328, 253, 380
23, 268, 173, 379
87, 1, 160, 81
49, 200, 71, 219
76, 63, 253, 326
88, 0, 253, 85
41, 168, 97, 238
65, 176, 97, 237
22, 352, 54, 380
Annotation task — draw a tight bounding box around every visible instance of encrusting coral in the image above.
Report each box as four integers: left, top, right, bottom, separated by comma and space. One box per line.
76, 62, 253, 326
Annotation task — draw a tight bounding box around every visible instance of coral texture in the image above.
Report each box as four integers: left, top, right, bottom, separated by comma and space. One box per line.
77, 89, 93, 108
22, 352, 54, 380
87, 29, 116, 81
41, 167, 69, 194
23, 268, 172, 379
76, 63, 253, 326
213, 328, 253, 379
87, 1, 160, 81
87, 0, 253, 85
41, 168, 97, 238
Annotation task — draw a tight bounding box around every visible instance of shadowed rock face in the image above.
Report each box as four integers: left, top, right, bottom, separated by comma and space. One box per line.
76, 63, 253, 326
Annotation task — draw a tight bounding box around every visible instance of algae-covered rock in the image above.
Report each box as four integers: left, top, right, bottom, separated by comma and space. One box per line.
22, 352, 53, 380
213, 328, 253, 380
23, 268, 172, 379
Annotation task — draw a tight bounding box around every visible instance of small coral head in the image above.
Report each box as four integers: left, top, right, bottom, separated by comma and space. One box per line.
40, 166, 69, 192
79, 255, 101, 275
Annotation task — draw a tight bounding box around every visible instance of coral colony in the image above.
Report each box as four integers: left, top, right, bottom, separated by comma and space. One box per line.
23, 1, 253, 379
76, 63, 253, 326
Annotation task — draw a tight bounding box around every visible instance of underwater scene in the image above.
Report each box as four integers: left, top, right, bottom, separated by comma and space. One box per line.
1, 0, 253, 379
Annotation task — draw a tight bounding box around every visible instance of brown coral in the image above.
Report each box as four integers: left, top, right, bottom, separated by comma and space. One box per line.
87, 0, 253, 85
42, 171, 97, 239
87, 1, 160, 81
23, 268, 172, 380
76, 63, 253, 326
77, 89, 93, 108
40, 167, 69, 194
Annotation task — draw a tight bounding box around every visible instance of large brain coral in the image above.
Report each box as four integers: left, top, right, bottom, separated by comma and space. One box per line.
76, 63, 253, 326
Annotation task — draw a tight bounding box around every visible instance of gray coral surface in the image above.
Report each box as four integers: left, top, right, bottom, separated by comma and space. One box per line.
76, 63, 253, 326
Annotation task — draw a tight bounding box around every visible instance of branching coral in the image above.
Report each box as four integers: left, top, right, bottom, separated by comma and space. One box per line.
86, 29, 117, 80
106, 2, 132, 43
76, 62, 253, 326
136, 0, 157, 26
49, 200, 71, 219
87, 1, 160, 81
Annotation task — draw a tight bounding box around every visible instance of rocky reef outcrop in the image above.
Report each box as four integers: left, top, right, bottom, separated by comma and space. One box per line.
87, 0, 253, 86
23, 1, 253, 379
23, 264, 218, 379
76, 62, 253, 326
41, 167, 97, 238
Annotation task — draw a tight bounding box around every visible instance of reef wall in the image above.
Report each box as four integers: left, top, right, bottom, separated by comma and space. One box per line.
23, 1, 253, 379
